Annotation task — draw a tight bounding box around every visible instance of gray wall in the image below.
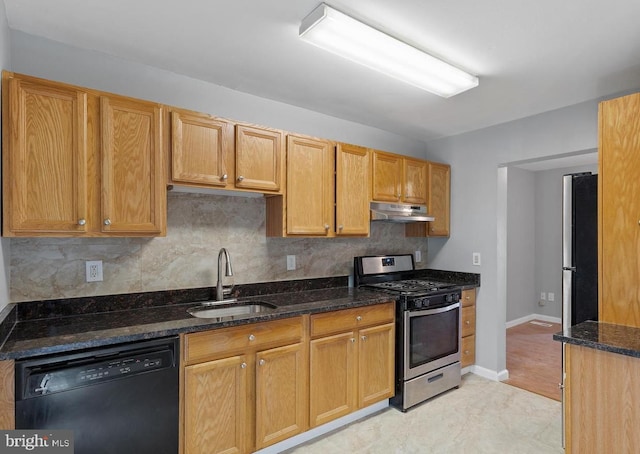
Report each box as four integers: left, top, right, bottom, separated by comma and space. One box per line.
424, 102, 601, 376
533, 163, 598, 320
505, 167, 536, 323
6, 32, 430, 302
0, 0, 11, 310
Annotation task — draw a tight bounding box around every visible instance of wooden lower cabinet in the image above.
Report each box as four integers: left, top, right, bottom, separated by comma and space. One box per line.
184, 355, 248, 454
182, 317, 307, 454
565, 344, 640, 453
255, 343, 306, 449
460, 288, 477, 368
309, 303, 395, 428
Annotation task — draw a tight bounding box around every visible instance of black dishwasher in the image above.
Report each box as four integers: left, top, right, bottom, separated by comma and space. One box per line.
15, 336, 179, 454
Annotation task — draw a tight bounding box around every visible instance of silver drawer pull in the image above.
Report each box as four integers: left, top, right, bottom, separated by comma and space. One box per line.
361, 335, 367, 341
259, 359, 265, 366
103, 218, 111, 226
356, 316, 362, 322
248, 334, 255, 341
241, 362, 247, 369
77, 218, 86, 226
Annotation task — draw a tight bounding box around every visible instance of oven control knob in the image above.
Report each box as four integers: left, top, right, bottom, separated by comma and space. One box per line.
446, 294, 453, 303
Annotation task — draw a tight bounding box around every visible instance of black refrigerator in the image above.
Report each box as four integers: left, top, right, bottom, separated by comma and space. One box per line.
561, 172, 598, 329
561, 172, 598, 447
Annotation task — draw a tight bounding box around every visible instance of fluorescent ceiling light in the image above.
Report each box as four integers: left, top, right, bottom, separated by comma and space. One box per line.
299, 3, 479, 98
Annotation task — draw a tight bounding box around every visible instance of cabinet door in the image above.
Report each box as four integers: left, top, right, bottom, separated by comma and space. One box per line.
286, 135, 334, 236
335, 143, 370, 236
309, 332, 356, 427
171, 110, 233, 187
184, 355, 248, 454
100, 96, 165, 235
427, 162, 451, 237
600, 94, 640, 327
461, 305, 476, 338
358, 322, 395, 408
255, 343, 307, 449
403, 158, 428, 205
235, 124, 283, 192
4, 77, 88, 235
372, 151, 402, 202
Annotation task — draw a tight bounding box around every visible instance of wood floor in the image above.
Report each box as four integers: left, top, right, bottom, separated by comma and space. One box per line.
504, 320, 562, 401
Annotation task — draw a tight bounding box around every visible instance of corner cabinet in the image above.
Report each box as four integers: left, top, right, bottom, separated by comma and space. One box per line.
308, 302, 395, 427
181, 317, 308, 454
406, 161, 451, 238
2, 71, 166, 237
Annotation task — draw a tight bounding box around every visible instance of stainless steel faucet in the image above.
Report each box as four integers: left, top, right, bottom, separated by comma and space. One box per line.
216, 248, 234, 301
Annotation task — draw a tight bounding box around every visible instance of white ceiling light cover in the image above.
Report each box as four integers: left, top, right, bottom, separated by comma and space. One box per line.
299, 3, 479, 98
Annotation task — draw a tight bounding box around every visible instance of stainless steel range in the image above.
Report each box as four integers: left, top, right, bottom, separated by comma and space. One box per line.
354, 254, 462, 411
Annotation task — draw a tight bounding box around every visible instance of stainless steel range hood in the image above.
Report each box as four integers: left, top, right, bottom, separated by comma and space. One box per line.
370, 201, 435, 223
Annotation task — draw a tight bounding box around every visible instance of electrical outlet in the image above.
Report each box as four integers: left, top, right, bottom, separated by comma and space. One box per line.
472, 252, 481, 266
548, 292, 555, 302
86, 260, 103, 282
415, 250, 422, 263
286, 255, 296, 271
540, 292, 546, 301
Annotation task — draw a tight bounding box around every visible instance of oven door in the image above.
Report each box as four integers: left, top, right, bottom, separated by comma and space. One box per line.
403, 302, 460, 380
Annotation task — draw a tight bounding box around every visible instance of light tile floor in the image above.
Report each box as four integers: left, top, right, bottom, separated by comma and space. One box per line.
286, 373, 563, 454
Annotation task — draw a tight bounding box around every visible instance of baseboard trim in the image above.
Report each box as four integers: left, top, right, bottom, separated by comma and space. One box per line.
506, 313, 561, 329
469, 364, 509, 381
254, 400, 389, 453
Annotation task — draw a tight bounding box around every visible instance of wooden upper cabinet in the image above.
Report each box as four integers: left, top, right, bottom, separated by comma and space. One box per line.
427, 162, 451, 237
372, 150, 402, 202
235, 124, 283, 192
2, 72, 166, 237
284, 134, 334, 236
335, 143, 370, 236
170, 109, 233, 187
3, 75, 88, 235
599, 93, 640, 327
101, 96, 165, 235
406, 161, 451, 238
403, 158, 428, 205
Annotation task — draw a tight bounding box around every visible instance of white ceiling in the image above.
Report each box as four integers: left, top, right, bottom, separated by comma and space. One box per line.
5, 0, 640, 143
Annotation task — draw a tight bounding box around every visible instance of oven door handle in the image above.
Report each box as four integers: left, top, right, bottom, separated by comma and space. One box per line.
406, 302, 460, 317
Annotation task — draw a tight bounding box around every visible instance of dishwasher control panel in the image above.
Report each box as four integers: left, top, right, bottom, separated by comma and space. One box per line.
19, 349, 173, 399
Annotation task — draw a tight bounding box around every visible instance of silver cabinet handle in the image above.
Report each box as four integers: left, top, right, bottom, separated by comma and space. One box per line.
221, 174, 228, 181
241, 362, 247, 369
248, 334, 255, 341
350, 338, 356, 343
324, 224, 330, 230
356, 316, 362, 321
466, 320, 471, 325
464, 350, 470, 355
237, 175, 244, 182
361, 335, 367, 341
103, 218, 111, 226
465, 295, 470, 300
78, 218, 86, 226
338, 224, 344, 230
259, 359, 265, 366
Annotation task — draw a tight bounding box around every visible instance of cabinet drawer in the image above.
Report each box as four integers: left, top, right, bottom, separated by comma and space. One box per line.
184, 316, 303, 364
461, 334, 476, 368
310, 302, 394, 338
461, 289, 476, 307
461, 305, 476, 338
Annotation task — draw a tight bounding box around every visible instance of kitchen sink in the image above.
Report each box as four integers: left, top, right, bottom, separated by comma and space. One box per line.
187, 300, 277, 319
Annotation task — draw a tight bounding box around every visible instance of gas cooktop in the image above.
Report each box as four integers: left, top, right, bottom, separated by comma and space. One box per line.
363, 279, 457, 294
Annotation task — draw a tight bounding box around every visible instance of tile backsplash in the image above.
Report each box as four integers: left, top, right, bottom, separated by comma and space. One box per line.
10, 192, 429, 302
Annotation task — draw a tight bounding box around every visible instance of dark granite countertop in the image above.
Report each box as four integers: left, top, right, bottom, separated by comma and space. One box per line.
553, 320, 640, 359
0, 271, 480, 361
